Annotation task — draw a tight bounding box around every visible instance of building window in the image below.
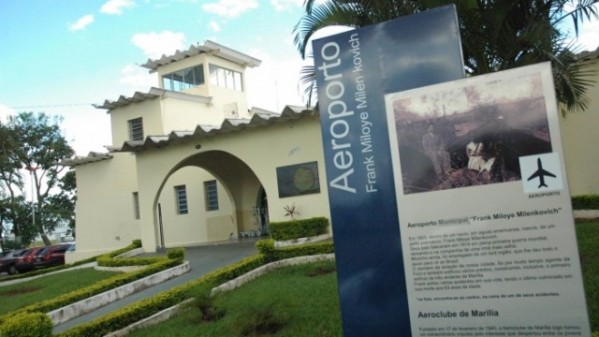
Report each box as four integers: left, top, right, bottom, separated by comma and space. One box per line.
174, 185, 188, 214
128, 117, 143, 141
132, 192, 140, 220
209, 64, 243, 91
162, 65, 204, 92
204, 180, 219, 211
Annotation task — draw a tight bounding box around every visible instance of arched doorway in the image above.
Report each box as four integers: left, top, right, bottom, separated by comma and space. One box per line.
153, 150, 266, 248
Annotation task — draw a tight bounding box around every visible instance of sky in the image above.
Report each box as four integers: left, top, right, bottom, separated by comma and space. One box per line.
0, 0, 598, 157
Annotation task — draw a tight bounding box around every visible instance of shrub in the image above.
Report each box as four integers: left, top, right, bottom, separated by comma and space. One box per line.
58, 242, 333, 336
186, 290, 226, 322
269, 217, 329, 241
256, 239, 333, 262
203, 255, 266, 285
0, 257, 183, 326
58, 255, 266, 337
572, 195, 599, 210
167, 247, 185, 261
234, 300, 289, 337
0, 312, 53, 337
97, 255, 164, 267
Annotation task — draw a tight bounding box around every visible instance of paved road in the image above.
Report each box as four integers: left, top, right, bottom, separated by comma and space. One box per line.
53, 239, 258, 334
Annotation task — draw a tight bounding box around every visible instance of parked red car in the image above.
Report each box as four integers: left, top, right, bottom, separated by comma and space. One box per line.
15, 246, 45, 273
0, 249, 29, 275
34, 244, 72, 269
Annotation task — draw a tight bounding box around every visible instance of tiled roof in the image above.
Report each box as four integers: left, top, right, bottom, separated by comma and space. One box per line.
118, 105, 313, 152
61, 152, 113, 167
141, 40, 261, 73
62, 105, 315, 166
93, 87, 211, 111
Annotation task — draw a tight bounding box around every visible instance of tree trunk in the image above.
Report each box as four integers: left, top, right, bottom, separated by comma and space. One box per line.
41, 233, 52, 246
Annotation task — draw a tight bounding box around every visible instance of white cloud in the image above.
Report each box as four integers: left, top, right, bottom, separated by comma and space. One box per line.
202, 0, 258, 18
245, 49, 305, 112
101, 0, 135, 15
68, 14, 94, 31
270, 0, 303, 11
209, 21, 221, 32
576, 21, 599, 51
131, 31, 187, 59
119, 65, 155, 89
0, 103, 15, 123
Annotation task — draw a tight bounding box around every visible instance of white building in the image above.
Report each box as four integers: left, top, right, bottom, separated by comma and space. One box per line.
65, 42, 599, 261
65, 41, 330, 260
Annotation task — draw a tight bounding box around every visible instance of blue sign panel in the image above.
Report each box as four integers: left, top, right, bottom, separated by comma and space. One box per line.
312, 5, 464, 336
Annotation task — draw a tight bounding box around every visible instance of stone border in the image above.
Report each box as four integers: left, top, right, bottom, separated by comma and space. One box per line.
273, 234, 332, 248
48, 261, 190, 325
114, 248, 145, 259
95, 265, 147, 273
104, 299, 194, 337
211, 254, 335, 296
573, 209, 599, 220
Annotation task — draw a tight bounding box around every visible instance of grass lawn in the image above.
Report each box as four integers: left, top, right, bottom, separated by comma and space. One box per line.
0, 267, 119, 315
128, 260, 342, 337
576, 220, 599, 332
127, 221, 599, 336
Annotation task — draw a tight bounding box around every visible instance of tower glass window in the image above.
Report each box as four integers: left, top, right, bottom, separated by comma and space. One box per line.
162, 65, 205, 92
209, 65, 243, 91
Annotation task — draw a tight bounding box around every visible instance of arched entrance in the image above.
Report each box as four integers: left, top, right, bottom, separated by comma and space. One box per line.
153, 150, 267, 248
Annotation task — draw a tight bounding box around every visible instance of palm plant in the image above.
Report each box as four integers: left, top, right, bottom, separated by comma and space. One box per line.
293, 0, 598, 113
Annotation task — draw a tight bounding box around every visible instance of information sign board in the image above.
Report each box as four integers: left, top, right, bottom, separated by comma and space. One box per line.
313, 5, 465, 336
385, 63, 590, 337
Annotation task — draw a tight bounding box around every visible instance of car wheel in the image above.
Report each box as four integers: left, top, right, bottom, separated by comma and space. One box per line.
8, 265, 18, 275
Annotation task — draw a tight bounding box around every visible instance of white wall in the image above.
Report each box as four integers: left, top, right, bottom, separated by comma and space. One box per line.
157, 166, 236, 247
560, 56, 599, 196
70, 153, 140, 260
134, 115, 330, 252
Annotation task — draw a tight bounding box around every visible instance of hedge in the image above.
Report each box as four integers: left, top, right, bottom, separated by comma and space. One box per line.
572, 195, 599, 210
0, 244, 184, 329
58, 255, 265, 337
0, 312, 53, 337
57, 241, 333, 336
269, 217, 329, 241
257, 239, 333, 262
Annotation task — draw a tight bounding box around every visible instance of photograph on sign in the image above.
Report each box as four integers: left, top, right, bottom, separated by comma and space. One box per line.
390, 70, 552, 194
385, 63, 590, 337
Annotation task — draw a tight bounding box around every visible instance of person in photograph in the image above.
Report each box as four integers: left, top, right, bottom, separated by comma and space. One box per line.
422, 124, 451, 177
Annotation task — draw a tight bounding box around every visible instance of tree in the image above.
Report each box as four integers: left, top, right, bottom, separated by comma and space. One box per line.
2, 112, 75, 246
44, 170, 77, 238
0, 121, 25, 250
293, 0, 599, 113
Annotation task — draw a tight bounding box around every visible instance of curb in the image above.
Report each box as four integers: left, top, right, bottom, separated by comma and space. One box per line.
211, 254, 335, 296
48, 261, 190, 325
274, 234, 333, 248
103, 299, 194, 337
573, 209, 599, 220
